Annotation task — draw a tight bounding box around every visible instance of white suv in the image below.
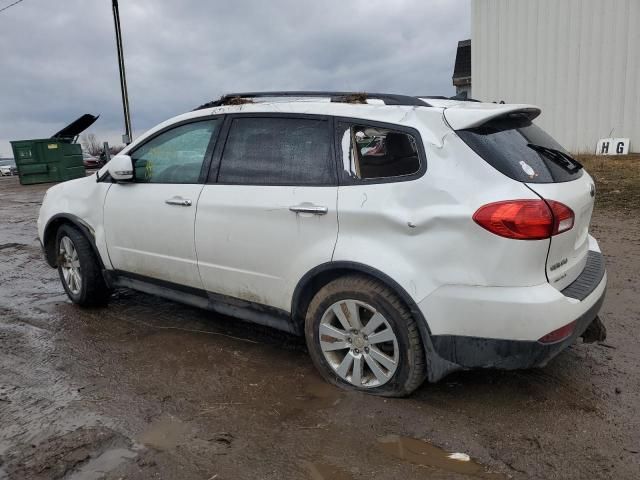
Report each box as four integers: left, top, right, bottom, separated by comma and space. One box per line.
38, 92, 607, 396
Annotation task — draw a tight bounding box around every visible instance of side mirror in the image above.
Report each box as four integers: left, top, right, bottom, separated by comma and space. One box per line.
107, 154, 134, 182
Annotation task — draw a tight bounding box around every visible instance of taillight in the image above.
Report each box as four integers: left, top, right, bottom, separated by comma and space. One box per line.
473, 200, 574, 240
547, 200, 574, 234
538, 320, 576, 344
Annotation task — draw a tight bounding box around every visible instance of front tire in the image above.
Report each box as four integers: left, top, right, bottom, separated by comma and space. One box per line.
56, 225, 111, 307
305, 275, 427, 397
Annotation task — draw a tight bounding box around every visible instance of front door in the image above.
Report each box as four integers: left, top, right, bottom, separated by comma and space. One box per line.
195, 115, 339, 311
104, 118, 222, 289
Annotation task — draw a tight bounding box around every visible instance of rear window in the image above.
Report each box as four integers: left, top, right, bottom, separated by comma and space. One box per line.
457, 116, 583, 183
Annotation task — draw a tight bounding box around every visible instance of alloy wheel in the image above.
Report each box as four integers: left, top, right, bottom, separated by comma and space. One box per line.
319, 299, 399, 388
59, 236, 82, 295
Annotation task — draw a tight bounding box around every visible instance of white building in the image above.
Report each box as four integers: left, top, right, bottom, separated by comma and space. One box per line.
471, 0, 640, 153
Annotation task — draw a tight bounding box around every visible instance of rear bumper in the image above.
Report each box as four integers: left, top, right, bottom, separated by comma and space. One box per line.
429, 285, 605, 370
420, 249, 607, 372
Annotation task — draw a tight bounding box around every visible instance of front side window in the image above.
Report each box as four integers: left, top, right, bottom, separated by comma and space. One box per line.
218, 117, 334, 185
131, 119, 220, 184
337, 123, 422, 181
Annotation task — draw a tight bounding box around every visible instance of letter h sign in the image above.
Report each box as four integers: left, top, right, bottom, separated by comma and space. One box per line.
596, 138, 630, 156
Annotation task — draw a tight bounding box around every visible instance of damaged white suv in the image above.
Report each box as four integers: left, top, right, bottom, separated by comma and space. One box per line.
38, 92, 607, 396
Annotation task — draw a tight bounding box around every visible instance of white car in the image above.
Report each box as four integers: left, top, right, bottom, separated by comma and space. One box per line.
0, 159, 17, 176
37, 92, 607, 396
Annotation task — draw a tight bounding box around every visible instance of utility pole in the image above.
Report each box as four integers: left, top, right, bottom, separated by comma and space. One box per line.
111, 0, 133, 144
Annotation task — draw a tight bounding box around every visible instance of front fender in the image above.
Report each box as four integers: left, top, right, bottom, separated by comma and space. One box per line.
37, 175, 112, 269
42, 214, 100, 268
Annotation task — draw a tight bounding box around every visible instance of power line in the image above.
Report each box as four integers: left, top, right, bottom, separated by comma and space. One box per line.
0, 0, 26, 14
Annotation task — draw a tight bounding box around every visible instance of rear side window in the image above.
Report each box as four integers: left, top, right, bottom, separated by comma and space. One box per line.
337, 123, 422, 182
457, 117, 583, 183
218, 117, 334, 185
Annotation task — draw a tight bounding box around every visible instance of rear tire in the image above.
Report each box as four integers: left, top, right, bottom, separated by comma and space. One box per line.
305, 275, 427, 397
56, 225, 111, 307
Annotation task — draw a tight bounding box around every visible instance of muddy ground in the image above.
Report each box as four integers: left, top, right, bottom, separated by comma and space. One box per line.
1, 174, 638, 480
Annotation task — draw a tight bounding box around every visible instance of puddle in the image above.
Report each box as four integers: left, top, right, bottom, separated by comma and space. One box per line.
293, 377, 342, 410
302, 461, 353, 480
1, 427, 135, 480
67, 447, 138, 480
138, 414, 191, 451
377, 435, 505, 478
272, 376, 344, 422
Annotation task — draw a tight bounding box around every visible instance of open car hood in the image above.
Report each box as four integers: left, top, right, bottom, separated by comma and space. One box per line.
51, 114, 99, 139
444, 103, 541, 130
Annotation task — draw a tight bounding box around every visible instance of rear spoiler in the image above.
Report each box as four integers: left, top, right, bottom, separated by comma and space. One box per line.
444, 104, 541, 130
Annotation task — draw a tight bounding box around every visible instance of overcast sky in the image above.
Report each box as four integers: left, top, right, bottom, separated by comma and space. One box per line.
0, 0, 470, 157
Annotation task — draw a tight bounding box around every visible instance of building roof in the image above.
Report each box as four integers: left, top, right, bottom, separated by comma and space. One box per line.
453, 39, 471, 83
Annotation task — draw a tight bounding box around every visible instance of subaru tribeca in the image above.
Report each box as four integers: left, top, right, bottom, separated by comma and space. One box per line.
37, 92, 607, 396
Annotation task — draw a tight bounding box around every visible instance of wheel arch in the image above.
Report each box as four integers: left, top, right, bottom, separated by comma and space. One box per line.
291, 261, 432, 336
291, 261, 462, 383
43, 214, 105, 270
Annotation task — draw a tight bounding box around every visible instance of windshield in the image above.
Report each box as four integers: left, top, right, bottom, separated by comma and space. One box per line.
457, 116, 584, 183
0, 159, 16, 167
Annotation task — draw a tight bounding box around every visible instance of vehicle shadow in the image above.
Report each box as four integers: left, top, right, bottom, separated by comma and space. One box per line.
412, 344, 606, 416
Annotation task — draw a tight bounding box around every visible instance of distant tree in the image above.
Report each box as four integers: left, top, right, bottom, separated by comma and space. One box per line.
80, 133, 102, 156
109, 144, 125, 155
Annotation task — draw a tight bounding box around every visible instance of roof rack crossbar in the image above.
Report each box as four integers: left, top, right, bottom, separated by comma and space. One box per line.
194, 91, 432, 110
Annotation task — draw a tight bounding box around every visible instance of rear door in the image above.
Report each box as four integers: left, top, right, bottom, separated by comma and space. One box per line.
195, 114, 339, 312
104, 118, 222, 288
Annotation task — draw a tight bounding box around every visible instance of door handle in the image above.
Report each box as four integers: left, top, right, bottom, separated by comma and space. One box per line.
165, 196, 192, 207
289, 203, 328, 215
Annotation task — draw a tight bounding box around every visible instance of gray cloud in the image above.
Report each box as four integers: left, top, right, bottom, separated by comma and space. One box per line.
0, 0, 469, 156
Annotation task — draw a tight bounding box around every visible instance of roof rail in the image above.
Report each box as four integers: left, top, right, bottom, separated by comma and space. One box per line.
420, 95, 482, 103
194, 91, 432, 110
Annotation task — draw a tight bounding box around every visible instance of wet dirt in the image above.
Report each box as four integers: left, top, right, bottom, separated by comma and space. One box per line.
302, 460, 353, 480
377, 435, 505, 478
137, 414, 199, 453
1, 175, 639, 479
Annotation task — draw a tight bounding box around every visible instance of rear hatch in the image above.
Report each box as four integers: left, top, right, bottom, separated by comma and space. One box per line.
525, 174, 594, 290
451, 107, 594, 291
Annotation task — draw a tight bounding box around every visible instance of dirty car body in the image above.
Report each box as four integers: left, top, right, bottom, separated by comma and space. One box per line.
37, 92, 607, 396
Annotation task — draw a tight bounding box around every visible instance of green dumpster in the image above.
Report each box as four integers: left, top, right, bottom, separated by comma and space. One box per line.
10, 114, 99, 185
